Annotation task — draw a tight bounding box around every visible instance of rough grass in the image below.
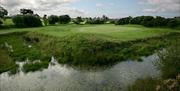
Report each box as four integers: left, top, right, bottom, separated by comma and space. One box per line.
0, 49, 17, 73
24, 31, 180, 66
157, 39, 180, 79
23, 61, 49, 73
128, 77, 161, 91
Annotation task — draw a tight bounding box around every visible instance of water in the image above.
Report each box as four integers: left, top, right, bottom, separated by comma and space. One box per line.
0, 54, 160, 91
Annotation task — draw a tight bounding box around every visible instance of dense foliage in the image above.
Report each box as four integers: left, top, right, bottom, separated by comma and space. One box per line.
20, 9, 34, 15
115, 16, 132, 25
0, 6, 8, 18
48, 15, 59, 25
0, 6, 8, 26
73, 16, 83, 24
115, 16, 180, 28
59, 15, 71, 24
12, 15, 42, 27
86, 17, 105, 24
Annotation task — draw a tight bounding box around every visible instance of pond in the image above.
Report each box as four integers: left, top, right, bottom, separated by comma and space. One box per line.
0, 54, 160, 91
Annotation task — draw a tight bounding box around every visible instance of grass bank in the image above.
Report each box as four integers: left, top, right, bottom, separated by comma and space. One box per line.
0, 49, 17, 74
24, 31, 180, 66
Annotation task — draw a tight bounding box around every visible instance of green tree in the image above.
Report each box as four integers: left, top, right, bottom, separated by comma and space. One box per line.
59, 15, 71, 24
48, 15, 59, 25
20, 9, 33, 15
0, 6, 8, 26
73, 16, 83, 24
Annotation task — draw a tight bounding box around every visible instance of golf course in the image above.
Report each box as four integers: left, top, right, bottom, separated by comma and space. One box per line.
0, 1, 180, 91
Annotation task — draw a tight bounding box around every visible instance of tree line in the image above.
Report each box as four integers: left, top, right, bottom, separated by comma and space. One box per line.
0, 7, 179, 28
115, 16, 180, 28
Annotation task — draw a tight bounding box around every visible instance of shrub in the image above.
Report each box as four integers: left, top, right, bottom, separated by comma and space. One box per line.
48, 15, 59, 25
59, 15, 71, 24
12, 15, 42, 27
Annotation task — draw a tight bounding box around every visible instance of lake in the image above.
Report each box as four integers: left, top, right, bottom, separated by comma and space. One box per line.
0, 54, 160, 91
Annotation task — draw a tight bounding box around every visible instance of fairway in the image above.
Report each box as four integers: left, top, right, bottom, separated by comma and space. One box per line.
0, 24, 177, 42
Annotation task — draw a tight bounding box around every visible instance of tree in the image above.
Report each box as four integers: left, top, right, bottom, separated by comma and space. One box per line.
12, 15, 42, 27
167, 18, 179, 28
115, 16, 132, 25
141, 16, 154, 27
48, 15, 59, 25
0, 6, 8, 18
20, 9, 33, 15
130, 16, 144, 24
43, 15, 48, 26
102, 15, 109, 23
59, 15, 71, 24
153, 16, 167, 27
73, 16, 83, 24
0, 6, 8, 26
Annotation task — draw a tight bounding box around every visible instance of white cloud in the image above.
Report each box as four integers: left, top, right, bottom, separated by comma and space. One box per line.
139, 0, 180, 13
0, 0, 86, 17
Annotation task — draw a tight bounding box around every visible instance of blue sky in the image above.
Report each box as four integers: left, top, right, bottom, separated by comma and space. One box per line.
1, 0, 180, 18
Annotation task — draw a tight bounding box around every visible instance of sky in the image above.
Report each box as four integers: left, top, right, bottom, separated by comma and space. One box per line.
0, 0, 180, 18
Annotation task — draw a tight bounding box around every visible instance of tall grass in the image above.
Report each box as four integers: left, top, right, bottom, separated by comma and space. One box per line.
157, 39, 180, 79
23, 61, 49, 73
128, 37, 180, 91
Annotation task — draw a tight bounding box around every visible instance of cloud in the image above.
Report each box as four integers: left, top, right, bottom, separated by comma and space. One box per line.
96, 3, 103, 8
95, 3, 115, 8
0, 0, 86, 17
139, 0, 180, 13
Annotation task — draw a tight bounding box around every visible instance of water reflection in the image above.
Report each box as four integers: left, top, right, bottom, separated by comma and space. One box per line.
0, 54, 160, 91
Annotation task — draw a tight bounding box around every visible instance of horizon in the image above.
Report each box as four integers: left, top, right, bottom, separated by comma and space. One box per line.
0, 0, 180, 18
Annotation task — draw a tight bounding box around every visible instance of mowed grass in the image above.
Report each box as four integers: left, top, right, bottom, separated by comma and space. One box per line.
0, 24, 178, 42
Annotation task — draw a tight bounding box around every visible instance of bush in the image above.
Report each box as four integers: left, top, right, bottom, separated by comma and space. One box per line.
12, 15, 42, 27
59, 15, 71, 24
48, 15, 59, 25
